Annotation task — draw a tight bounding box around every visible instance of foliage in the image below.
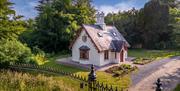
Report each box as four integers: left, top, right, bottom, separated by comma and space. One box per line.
0, 70, 82, 91
31, 53, 48, 65
21, 0, 96, 53
30, 46, 49, 65
129, 49, 180, 64
105, 64, 138, 77
105, 8, 144, 48
0, 0, 26, 40
143, 0, 172, 49
130, 49, 180, 57
0, 0, 36, 68
174, 84, 180, 91
133, 57, 153, 65
169, 7, 180, 49
105, 0, 180, 49
0, 39, 33, 67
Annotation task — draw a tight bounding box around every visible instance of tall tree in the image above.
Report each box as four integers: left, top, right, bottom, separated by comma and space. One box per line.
0, 0, 34, 67
105, 0, 179, 49
169, 1, 180, 49
33, 0, 96, 52
142, 0, 172, 49
105, 9, 144, 48
0, 0, 25, 39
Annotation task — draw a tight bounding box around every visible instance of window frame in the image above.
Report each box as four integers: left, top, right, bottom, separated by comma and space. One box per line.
115, 52, 117, 59
80, 50, 89, 60
104, 50, 109, 60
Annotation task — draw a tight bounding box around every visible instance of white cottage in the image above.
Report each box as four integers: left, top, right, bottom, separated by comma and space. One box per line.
69, 12, 130, 66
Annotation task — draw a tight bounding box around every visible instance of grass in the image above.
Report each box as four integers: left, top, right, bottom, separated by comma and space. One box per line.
39, 49, 180, 89
129, 49, 180, 58
40, 53, 131, 89
16, 49, 178, 90
129, 49, 180, 64
174, 84, 180, 91
0, 70, 85, 91
43, 53, 87, 73
75, 71, 131, 89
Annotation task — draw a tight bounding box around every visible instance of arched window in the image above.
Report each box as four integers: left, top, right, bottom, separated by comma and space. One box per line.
80, 50, 89, 59
79, 46, 90, 60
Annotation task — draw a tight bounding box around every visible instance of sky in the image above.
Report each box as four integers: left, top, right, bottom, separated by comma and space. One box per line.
10, 0, 149, 19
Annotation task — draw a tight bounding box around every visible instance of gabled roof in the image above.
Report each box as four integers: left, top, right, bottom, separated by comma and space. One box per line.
69, 24, 130, 52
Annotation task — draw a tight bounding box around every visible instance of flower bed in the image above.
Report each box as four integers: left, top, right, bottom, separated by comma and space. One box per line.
133, 57, 154, 65
105, 64, 138, 77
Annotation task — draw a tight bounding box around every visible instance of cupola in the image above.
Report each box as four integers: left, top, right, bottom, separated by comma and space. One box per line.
95, 12, 106, 30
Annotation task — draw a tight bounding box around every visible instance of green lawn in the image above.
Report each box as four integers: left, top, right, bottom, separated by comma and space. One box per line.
42, 53, 86, 73
40, 53, 131, 89
174, 84, 180, 91
37, 49, 179, 89
129, 49, 180, 59
128, 49, 180, 64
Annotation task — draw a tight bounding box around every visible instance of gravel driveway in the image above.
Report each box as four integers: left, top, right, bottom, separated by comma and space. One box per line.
129, 56, 180, 91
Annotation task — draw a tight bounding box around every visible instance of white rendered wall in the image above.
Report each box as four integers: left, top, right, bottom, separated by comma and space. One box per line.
72, 30, 101, 66
99, 51, 120, 66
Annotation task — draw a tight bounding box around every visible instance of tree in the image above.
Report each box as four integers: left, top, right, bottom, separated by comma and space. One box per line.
0, 0, 26, 40
31, 0, 96, 52
0, 0, 36, 68
105, 9, 144, 48
105, 0, 179, 49
169, 7, 180, 49
143, 0, 172, 49
19, 19, 37, 49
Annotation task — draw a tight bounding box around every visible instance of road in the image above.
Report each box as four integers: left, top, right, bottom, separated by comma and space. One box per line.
129, 56, 180, 91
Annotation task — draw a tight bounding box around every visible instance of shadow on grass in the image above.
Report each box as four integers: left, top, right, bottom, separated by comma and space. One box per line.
158, 68, 180, 91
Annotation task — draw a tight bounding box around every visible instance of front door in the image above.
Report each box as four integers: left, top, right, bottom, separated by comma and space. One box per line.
120, 50, 124, 62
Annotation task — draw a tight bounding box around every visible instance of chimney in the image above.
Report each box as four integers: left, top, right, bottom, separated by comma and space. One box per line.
95, 12, 106, 30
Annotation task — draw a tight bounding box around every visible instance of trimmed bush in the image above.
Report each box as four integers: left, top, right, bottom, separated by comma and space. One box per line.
0, 39, 33, 66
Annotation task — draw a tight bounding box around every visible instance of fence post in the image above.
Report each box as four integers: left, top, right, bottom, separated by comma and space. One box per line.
88, 64, 97, 91
156, 78, 162, 91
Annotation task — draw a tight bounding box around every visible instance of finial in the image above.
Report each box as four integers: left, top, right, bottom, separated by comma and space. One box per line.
88, 64, 97, 82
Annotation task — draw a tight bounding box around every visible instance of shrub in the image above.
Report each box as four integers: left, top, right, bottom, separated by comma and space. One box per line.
0, 39, 33, 66
121, 64, 132, 69
105, 64, 138, 77
133, 57, 153, 65
31, 53, 48, 65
